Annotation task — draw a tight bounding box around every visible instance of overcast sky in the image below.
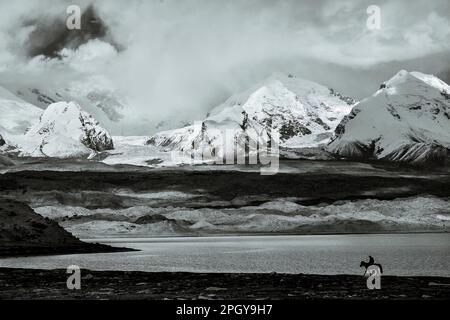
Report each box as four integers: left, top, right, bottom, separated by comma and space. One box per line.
0, 0, 449, 133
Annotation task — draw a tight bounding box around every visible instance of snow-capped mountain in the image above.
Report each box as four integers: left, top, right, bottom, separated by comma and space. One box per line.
148, 73, 354, 160
19, 101, 114, 158
328, 70, 450, 164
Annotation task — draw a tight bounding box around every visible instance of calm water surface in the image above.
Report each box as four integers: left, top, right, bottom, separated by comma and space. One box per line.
1, 234, 449, 276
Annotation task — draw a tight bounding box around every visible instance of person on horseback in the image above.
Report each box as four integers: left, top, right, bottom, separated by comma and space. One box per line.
360, 255, 383, 276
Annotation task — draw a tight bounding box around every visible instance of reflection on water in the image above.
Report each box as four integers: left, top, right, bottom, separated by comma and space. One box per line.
1, 234, 449, 276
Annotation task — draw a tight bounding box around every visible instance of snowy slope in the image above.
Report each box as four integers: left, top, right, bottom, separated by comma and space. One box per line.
328, 70, 450, 164
19, 101, 114, 158
148, 73, 354, 160
99, 136, 176, 167
0, 85, 42, 142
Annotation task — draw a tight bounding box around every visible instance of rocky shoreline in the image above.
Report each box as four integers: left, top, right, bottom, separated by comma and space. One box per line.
0, 243, 133, 258
0, 268, 449, 300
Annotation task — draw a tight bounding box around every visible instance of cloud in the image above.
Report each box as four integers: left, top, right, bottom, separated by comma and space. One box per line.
0, 0, 449, 134
59, 39, 118, 72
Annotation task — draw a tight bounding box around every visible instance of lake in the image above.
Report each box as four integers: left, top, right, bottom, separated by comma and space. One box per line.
1, 234, 449, 276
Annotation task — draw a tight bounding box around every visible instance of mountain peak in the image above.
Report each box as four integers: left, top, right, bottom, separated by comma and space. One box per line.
385, 69, 411, 86
328, 70, 450, 165
264, 72, 331, 96
148, 74, 355, 158
21, 101, 114, 158
384, 70, 449, 92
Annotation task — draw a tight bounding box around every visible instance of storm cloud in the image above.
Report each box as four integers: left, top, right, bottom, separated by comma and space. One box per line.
0, 0, 449, 134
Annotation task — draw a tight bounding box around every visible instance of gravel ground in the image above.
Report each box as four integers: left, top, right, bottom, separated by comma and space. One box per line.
0, 268, 449, 300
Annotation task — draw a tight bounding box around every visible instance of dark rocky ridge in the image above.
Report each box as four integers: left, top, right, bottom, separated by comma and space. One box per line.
1, 166, 449, 204
0, 199, 80, 244
0, 199, 133, 257
0, 155, 14, 167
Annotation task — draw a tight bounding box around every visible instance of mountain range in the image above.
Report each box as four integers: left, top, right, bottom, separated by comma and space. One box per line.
1, 70, 449, 166
147, 73, 355, 161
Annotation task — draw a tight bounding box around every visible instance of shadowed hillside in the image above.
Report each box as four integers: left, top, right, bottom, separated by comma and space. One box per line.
0, 199, 133, 257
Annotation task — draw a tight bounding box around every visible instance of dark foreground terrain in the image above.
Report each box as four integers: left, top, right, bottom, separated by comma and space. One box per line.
0, 268, 449, 300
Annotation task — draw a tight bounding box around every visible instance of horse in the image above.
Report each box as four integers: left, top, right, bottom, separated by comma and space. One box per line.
360, 256, 383, 276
